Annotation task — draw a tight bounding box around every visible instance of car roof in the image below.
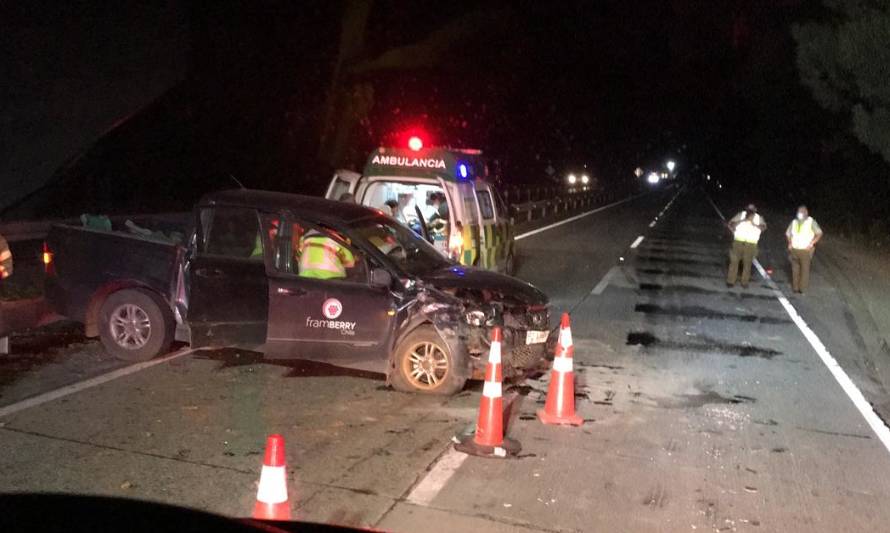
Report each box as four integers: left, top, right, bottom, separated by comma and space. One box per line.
199, 189, 378, 224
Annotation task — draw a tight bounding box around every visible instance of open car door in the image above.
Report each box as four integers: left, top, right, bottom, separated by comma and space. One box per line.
188, 206, 269, 349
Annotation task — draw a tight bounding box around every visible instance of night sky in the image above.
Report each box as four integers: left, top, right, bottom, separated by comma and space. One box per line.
2, 1, 886, 230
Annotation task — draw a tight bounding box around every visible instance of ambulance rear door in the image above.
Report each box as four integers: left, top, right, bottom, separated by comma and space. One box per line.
473, 181, 501, 271
448, 179, 481, 266
325, 169, 363, 201
491, 186, 514, 273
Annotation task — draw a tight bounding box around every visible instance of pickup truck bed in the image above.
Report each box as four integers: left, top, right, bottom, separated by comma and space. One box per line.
45, 217, 190, 337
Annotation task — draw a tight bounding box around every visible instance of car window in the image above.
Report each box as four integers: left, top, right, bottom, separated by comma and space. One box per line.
268, 220, 367, 283
259, 213, 306, 274
199, 207, 262, 260
476, 190, 495, 220
329, 177, 352, 201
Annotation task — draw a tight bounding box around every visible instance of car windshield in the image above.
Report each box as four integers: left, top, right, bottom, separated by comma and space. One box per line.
348, 215, 452, 277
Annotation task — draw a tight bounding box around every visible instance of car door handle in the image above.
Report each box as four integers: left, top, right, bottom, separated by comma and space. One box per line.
195, 268, 226, 279
276, 287, 307, 296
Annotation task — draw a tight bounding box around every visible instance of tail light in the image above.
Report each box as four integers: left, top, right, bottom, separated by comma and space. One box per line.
42, 241, 54, 274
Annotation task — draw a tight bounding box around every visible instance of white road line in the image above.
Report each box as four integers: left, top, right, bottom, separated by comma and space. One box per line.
706, 195, 890, 456
515, 193, 647, 241
405, 446, 468, 506
591, 266, 618, 295
705, 194, 727, 222
630, 236, 645, 249
0, 347, 199, 419
754, 259, 890, 455
648, 220, 657, 228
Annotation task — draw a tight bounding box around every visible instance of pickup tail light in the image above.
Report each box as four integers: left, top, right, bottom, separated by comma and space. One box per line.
42, 242, 54, 274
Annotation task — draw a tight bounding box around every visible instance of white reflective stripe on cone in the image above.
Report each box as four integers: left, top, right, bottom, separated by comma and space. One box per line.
482, 380, 502, 398
256, 465, 288, 504
552, 356, 573, 373
0, 250, 11, 261
559, 327, 573, 348
488, 342, 502, 364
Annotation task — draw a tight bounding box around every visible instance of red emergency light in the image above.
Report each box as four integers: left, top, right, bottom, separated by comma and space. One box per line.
408, 136, 423, 151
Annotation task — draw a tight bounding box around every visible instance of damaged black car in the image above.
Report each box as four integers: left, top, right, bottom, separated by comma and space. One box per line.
45, 190, 551, 395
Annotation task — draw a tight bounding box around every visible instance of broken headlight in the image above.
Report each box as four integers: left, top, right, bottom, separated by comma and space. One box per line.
465, 310, 487, 327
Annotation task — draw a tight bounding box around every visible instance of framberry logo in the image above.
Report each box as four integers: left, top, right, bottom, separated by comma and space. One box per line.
322, 298, 343, 319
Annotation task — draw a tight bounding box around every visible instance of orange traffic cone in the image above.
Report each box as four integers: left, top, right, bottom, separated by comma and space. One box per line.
455, 327, 521, 458
253, 434, 291, 520
538, 313, 584, 426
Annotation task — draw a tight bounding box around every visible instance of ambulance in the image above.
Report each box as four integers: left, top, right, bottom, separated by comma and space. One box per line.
326, 140, 516, 274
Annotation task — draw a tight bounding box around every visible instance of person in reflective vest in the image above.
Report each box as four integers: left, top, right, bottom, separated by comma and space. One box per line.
785, 205, 823, 294
726, 204, 767, 288
251, 218, 279, 259
298, 230, 355, 279
0, 232, 11, 280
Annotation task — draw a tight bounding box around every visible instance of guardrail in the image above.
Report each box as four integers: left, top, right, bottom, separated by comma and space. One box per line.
510, 189, 620, 224
0, 187, 623, 243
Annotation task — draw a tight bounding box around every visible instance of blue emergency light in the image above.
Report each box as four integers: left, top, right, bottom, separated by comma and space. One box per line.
458, 163, 468, 178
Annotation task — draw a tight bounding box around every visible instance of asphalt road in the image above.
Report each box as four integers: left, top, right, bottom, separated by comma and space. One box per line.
3, 186, 890, 532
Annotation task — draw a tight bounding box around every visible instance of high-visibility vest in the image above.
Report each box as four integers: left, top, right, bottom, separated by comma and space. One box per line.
299, 236, 354, 279
734, 212, 762, 244
0, 234, 12, 279
790, 217, 816, 249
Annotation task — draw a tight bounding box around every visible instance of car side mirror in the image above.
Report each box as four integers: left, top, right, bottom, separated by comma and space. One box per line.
370, 268, 393, 287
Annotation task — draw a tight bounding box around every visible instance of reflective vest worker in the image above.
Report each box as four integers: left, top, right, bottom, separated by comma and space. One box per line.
0, 233, 12, 280
298, 231, 356, 279
785, 205, 823, 294
251, 219, 280, 259
726, 204, 766, 289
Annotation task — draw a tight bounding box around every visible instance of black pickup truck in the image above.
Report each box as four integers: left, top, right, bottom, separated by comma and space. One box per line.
45, 190, 551, 394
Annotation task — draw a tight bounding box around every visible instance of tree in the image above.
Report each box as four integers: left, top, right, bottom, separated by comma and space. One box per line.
793, 0, 890, 164
316, 2, 507, 169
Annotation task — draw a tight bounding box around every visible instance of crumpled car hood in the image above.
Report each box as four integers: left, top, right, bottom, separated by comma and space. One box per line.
420, 266, 548, 306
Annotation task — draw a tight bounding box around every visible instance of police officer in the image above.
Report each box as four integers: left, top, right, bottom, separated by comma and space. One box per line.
0, 232, 11, 280
298, 230, 356, 280
785, 205, 823, 294
726, 204, 766, 288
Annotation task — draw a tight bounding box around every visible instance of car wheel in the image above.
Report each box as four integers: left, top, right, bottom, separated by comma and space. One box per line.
99, 289, 173, 362
390, 325, 466, 395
